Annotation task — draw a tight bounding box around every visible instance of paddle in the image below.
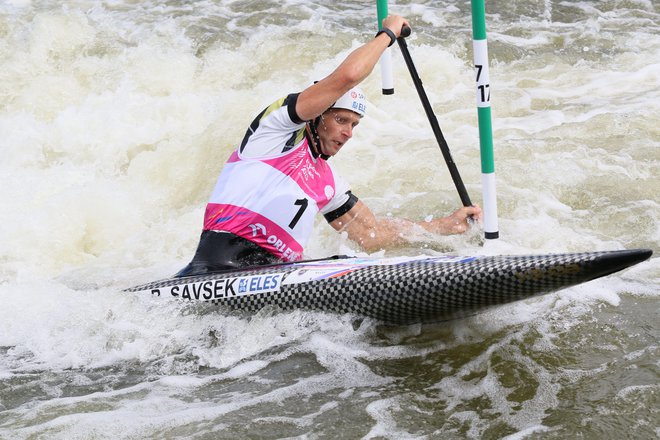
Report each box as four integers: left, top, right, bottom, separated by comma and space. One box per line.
397, 26, 473, 208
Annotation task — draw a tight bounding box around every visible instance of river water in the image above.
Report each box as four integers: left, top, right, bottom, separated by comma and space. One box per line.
0, 0, 658, 438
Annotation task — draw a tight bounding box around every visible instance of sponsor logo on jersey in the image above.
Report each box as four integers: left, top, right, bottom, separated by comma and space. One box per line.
324, 185, 334, 200
249, 222, 267, 236
299, 162, 321, 182
249, 223, 300, 261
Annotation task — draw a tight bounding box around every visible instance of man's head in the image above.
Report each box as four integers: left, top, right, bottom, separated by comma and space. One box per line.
315, 87, 366, 157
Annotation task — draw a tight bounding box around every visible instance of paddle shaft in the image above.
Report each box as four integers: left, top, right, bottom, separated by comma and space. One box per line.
397, 28, 473, 208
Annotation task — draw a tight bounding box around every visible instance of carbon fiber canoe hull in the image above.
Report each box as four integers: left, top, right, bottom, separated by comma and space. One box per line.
125, 249, 652, 325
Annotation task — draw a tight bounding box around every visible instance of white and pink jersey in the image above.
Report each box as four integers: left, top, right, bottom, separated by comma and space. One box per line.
203, 94, 353, 262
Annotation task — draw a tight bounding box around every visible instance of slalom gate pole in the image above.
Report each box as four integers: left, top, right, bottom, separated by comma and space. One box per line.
471, 0, 499, 239
376, 0, 394, 94
397, 27, 473, 208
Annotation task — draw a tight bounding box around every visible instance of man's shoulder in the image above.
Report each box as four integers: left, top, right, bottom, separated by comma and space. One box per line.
238, 93, 307, 158
260, 93, 303, 126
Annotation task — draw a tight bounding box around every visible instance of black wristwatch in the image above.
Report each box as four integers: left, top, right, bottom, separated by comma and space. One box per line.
375, 28, 396, 47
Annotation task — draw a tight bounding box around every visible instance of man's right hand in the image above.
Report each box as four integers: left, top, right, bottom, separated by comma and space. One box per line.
381, 15, 410, 38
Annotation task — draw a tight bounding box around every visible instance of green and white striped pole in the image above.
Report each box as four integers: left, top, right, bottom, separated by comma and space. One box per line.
471, 0, 499, 239
376, 0, 394, 94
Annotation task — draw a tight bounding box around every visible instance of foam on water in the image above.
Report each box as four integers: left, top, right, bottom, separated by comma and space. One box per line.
0, 0, 658, 438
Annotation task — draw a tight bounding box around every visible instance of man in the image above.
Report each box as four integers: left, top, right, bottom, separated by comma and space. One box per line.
176, 14, 482, 277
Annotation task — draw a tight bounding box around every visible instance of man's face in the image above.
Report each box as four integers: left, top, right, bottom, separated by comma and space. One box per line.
316, 109, 361, 157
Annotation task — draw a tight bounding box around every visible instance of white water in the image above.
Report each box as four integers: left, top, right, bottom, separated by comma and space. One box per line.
0, 1, 658, 438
